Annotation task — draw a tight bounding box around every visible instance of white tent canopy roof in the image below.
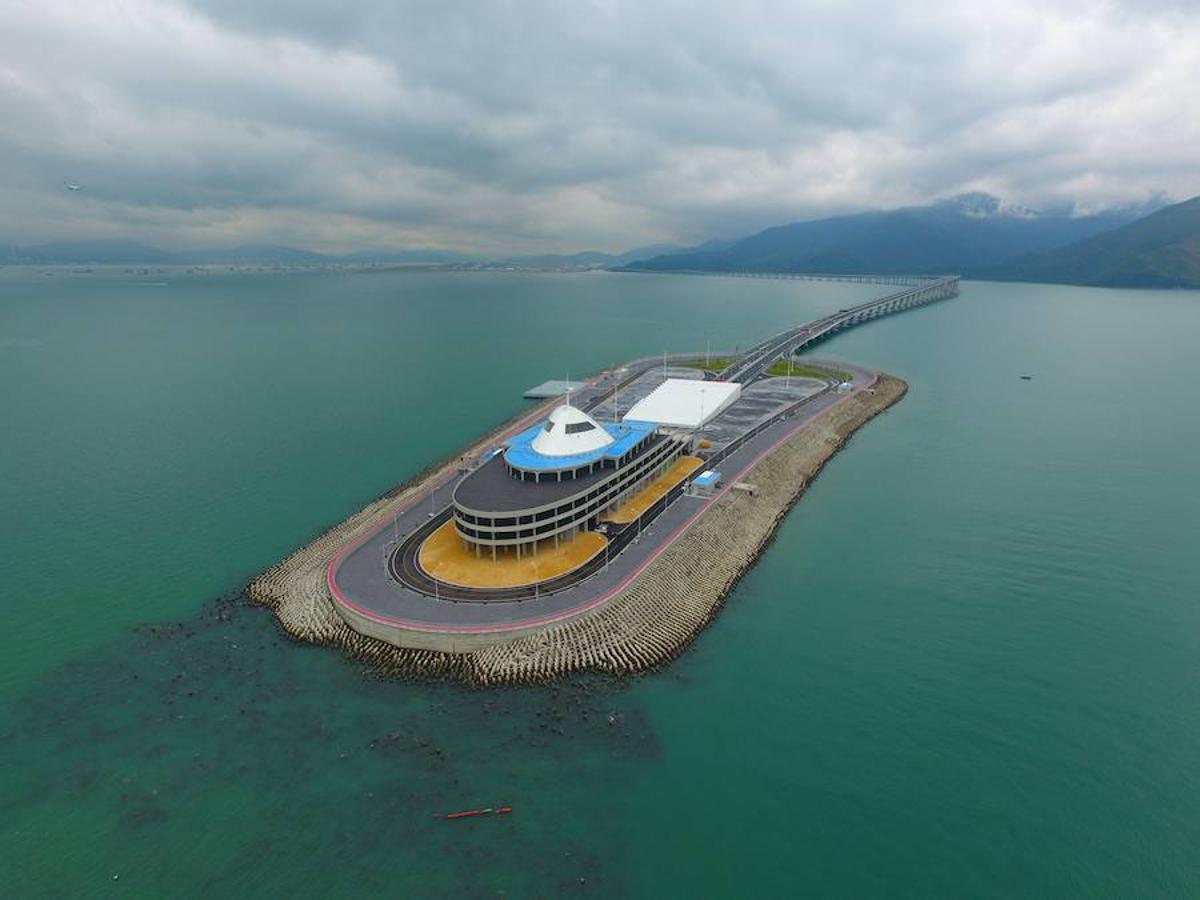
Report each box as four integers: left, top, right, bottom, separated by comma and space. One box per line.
530, 403, 614, 457
622, 379, 741, 429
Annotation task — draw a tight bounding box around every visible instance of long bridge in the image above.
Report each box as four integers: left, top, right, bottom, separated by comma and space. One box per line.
719, 274, 960, 383
322, 268, 960, 647
665, 270, 933, 287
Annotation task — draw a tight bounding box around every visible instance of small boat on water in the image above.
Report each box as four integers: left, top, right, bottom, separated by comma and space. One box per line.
1020, 375, 1033, 380
439, 805, 513, 820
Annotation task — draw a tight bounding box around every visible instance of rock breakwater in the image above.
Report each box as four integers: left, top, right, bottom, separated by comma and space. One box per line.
247, 374, 907, 684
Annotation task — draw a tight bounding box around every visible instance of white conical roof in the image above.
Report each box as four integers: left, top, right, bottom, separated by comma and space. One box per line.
530, 403, 614, 457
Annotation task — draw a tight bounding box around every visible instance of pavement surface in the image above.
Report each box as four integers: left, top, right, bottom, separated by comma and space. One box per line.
328, 358, 878, 633
601, 455, 704, 524
418, 520, 606, 589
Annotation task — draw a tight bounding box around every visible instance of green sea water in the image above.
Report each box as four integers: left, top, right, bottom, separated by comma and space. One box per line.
2, 268, 1198, 896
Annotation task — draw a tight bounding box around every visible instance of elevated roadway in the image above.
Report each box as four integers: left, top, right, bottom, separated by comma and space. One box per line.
327, 274, 959, 641
719, 275, 959, 384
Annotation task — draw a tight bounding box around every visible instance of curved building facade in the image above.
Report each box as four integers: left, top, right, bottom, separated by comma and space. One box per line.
451, 403, 686, 556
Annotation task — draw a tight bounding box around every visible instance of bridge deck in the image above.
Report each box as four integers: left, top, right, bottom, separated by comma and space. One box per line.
718, 274, 959, 383
326, 273, 958, 633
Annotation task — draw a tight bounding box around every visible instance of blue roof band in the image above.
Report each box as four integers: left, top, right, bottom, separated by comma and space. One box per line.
504, 419, 657, 472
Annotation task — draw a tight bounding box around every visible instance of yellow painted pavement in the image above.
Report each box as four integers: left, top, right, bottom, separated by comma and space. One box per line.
418, 520, 607, 589
601, 455, 704, 525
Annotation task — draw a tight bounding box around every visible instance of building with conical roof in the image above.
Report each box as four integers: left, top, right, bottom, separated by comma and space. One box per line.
451, 401, 688, 559
530, 404, 613, 457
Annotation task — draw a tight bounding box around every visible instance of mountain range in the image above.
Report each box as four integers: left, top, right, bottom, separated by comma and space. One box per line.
981, 195, 1200, 288
7, 192, 1199, 288
1, 239, 677, 270
2, 240, 473, 266
624, 194, 1159, 276
488, 244, 683, 269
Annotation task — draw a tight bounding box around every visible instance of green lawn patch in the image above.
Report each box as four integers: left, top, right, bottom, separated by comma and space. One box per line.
764, 361, 851, 381
681, 357, 737, 372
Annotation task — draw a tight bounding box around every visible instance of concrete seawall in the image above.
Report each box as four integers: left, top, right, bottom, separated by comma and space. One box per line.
247, 374, 907, 684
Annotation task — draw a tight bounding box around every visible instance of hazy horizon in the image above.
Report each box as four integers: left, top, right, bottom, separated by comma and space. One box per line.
3, 0, 1199, 255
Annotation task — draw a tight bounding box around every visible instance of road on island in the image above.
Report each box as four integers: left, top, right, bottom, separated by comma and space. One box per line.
328, 359, 878, 635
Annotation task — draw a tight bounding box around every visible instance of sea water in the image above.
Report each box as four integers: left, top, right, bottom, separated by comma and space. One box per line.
1, 268, 1197, 895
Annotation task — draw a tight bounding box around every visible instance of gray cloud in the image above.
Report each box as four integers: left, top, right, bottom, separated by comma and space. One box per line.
1, 0, 1197, 253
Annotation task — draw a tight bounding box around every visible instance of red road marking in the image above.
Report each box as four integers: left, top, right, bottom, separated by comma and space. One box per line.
326, 371, 878, 635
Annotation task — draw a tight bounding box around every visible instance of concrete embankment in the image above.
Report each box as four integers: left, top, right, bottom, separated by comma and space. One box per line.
246, 393, 568, 680
247, 374, 907, 684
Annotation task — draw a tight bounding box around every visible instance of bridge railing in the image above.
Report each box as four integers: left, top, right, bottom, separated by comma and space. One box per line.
636, 269, 940, 287
718, 274, 959, 382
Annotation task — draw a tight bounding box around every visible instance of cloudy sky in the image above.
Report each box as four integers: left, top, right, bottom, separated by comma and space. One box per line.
2, 0, 1198, 254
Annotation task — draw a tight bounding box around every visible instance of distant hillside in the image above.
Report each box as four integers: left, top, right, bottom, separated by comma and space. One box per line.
984, 194, 1200, 288
5, 240, 472, 266
340, 248, 472, 265
493, 250, 617, 268
492, 243, 681, 269
624, 194, 1152, 276
5, 238, 667, 268
7, 239, 181, 264
186, 243, 330, 265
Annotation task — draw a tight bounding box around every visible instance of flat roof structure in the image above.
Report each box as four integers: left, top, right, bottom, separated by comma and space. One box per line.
523, 379, 586, 399
622, 378, 741, 430
504, 417, 657, 472
457, 433, 671, 512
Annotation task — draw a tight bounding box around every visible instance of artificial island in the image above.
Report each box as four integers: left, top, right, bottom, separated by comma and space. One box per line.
249, 273, 959, 683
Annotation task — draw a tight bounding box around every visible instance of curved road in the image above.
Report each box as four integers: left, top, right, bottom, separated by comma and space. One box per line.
328, 361, 877, 634
329, 275, 958, 636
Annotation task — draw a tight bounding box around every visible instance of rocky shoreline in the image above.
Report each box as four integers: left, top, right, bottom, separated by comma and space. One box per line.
246, 373, 907, 685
